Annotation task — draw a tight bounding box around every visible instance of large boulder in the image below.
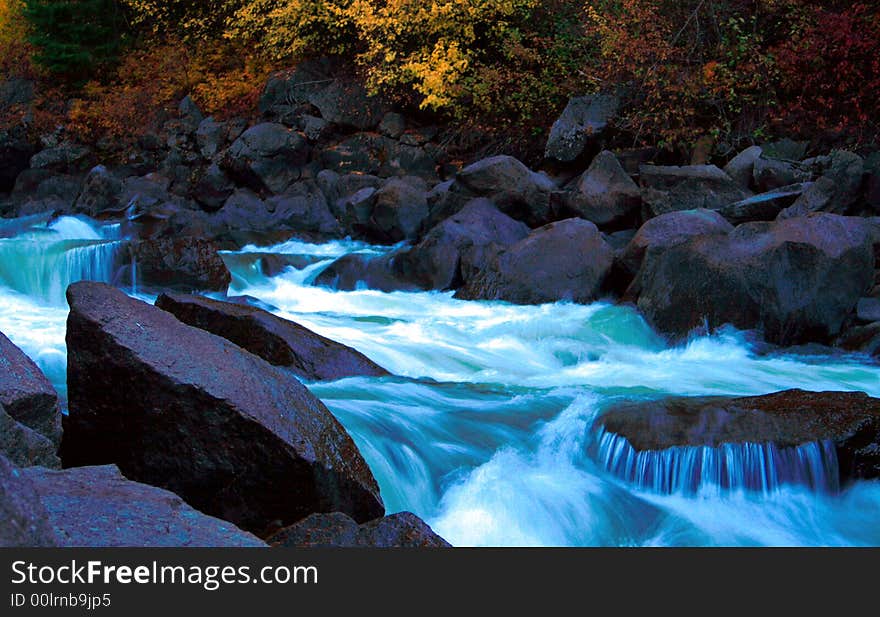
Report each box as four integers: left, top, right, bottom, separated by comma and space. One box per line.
717, 183, 811, 225
0, 330, 62, 444
221, 123, 310, 194
455, 155, 556, 227
29, 142, 92, 174
367, 177, 429, 242
129, 237, 231, 292
560, 150, 641, 228
752, 156, 811, 192
396, 198, 530, 291
259, 59, 337, 118
308, 77, 390, 131
269, 511, 451, 548
597, 389, 880, 483
0, 454, 57, 547
639, 164, 752, 216
456, 218, 614, 305
24, 465, 265, 547
61, 282, 384, 533
312, 253, 419, 293
545, 94, 619, 162
0, 405, 60, 469
155, 293, 389, 381
634, 214, 876, 345
619, 209, 733, 277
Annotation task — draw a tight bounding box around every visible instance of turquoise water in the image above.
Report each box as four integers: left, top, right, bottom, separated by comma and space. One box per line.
2, 216, 880, 546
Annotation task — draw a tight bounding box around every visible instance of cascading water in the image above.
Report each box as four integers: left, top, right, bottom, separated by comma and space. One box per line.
3, 222, 880, 546
0, 215, 128, 399
595, 428, 841, 495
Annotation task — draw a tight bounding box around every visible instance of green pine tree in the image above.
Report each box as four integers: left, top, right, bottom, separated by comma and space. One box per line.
22, 0, 126, 79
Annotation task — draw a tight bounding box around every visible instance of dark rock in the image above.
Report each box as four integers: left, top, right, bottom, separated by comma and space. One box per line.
778, 151, 865, 219
192, 163, 235, 212
313, 253, 418, 293
456, 155, 556, 227
178, 95, 204, 135
214, 182, 341, 238
74, 165, 124, 216
0, 129, 36, 192
0, 78, 34, 112
639, 164, 752, 215
598, 389, 880, 481
397, 198, 530, 290
155, 293, 389, 381
723, 145, 762, 189
0, 330, 62, 444
381, 141, 439, 180
835, 322, 880, 357
456, 218, 614, 305
300, 114, 329, 141
619, 209, 733, 278
367, 177, 428, 242
718, 183, 810, 224
0, 454, 57, 547
0, 405, 60, 469
29, 143, 91, 174
545, 94, 619, 162
562, 150, 641, 228
856, 297, 880, 323
269, 511, 450, 548
130, 237, 231, 292
308, 77, 390, 131
221, 123, 310, 194
317, 170, 382, 220
320, 133, 386, 176
61, 282, 385, 533
259, 59, 337, 117
635, 214, 875, 345
195, 117, 226, 159
24, 465, 265, 547
378, 112, 406, 139
865, 152, 880, 213
753, 156, 812, 192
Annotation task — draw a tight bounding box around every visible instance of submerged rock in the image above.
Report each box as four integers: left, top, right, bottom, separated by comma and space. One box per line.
155, 292, 389, 381
597, 389, 880, 485
634, 214, 875, 345
62, 282, 384, 534
269, 512, 451, 548
24, 465, 265, 547
0, 330, 62, 445
0, 454, 57, 547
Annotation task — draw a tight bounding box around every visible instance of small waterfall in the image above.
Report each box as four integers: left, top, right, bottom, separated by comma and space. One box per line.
595, 427, 840, 495
0, 216, 127, 305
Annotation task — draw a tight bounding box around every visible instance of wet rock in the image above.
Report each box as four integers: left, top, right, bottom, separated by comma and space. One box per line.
835, 322, 880, 357
129, 237, 231, 292
221, 123, 310, 194
0, 330, 62, 444
0, 454, 57, 547
0, 405, 60, 469
366, 177, 428, 242
456, 218, 614, 305
619, 209, 733, 278
545, 94, 619, 162
61, 282, 385, 533
856, 298, 880, 323
155, 293, 389, 381
635, 214, 875, 345
24, 465, 265, 547
269, 512, 451, 548
397, 198, 530, 290
74, 165, 124, 216
598, 389, 880, 482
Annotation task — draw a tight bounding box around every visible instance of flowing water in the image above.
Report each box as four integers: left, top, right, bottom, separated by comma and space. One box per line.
2, 216, 880, 546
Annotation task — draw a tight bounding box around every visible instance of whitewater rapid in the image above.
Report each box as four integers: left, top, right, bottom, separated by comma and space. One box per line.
2, 216, 880, 546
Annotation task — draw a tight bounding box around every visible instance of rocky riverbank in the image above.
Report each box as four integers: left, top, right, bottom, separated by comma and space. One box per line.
2, 60, 880, 547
